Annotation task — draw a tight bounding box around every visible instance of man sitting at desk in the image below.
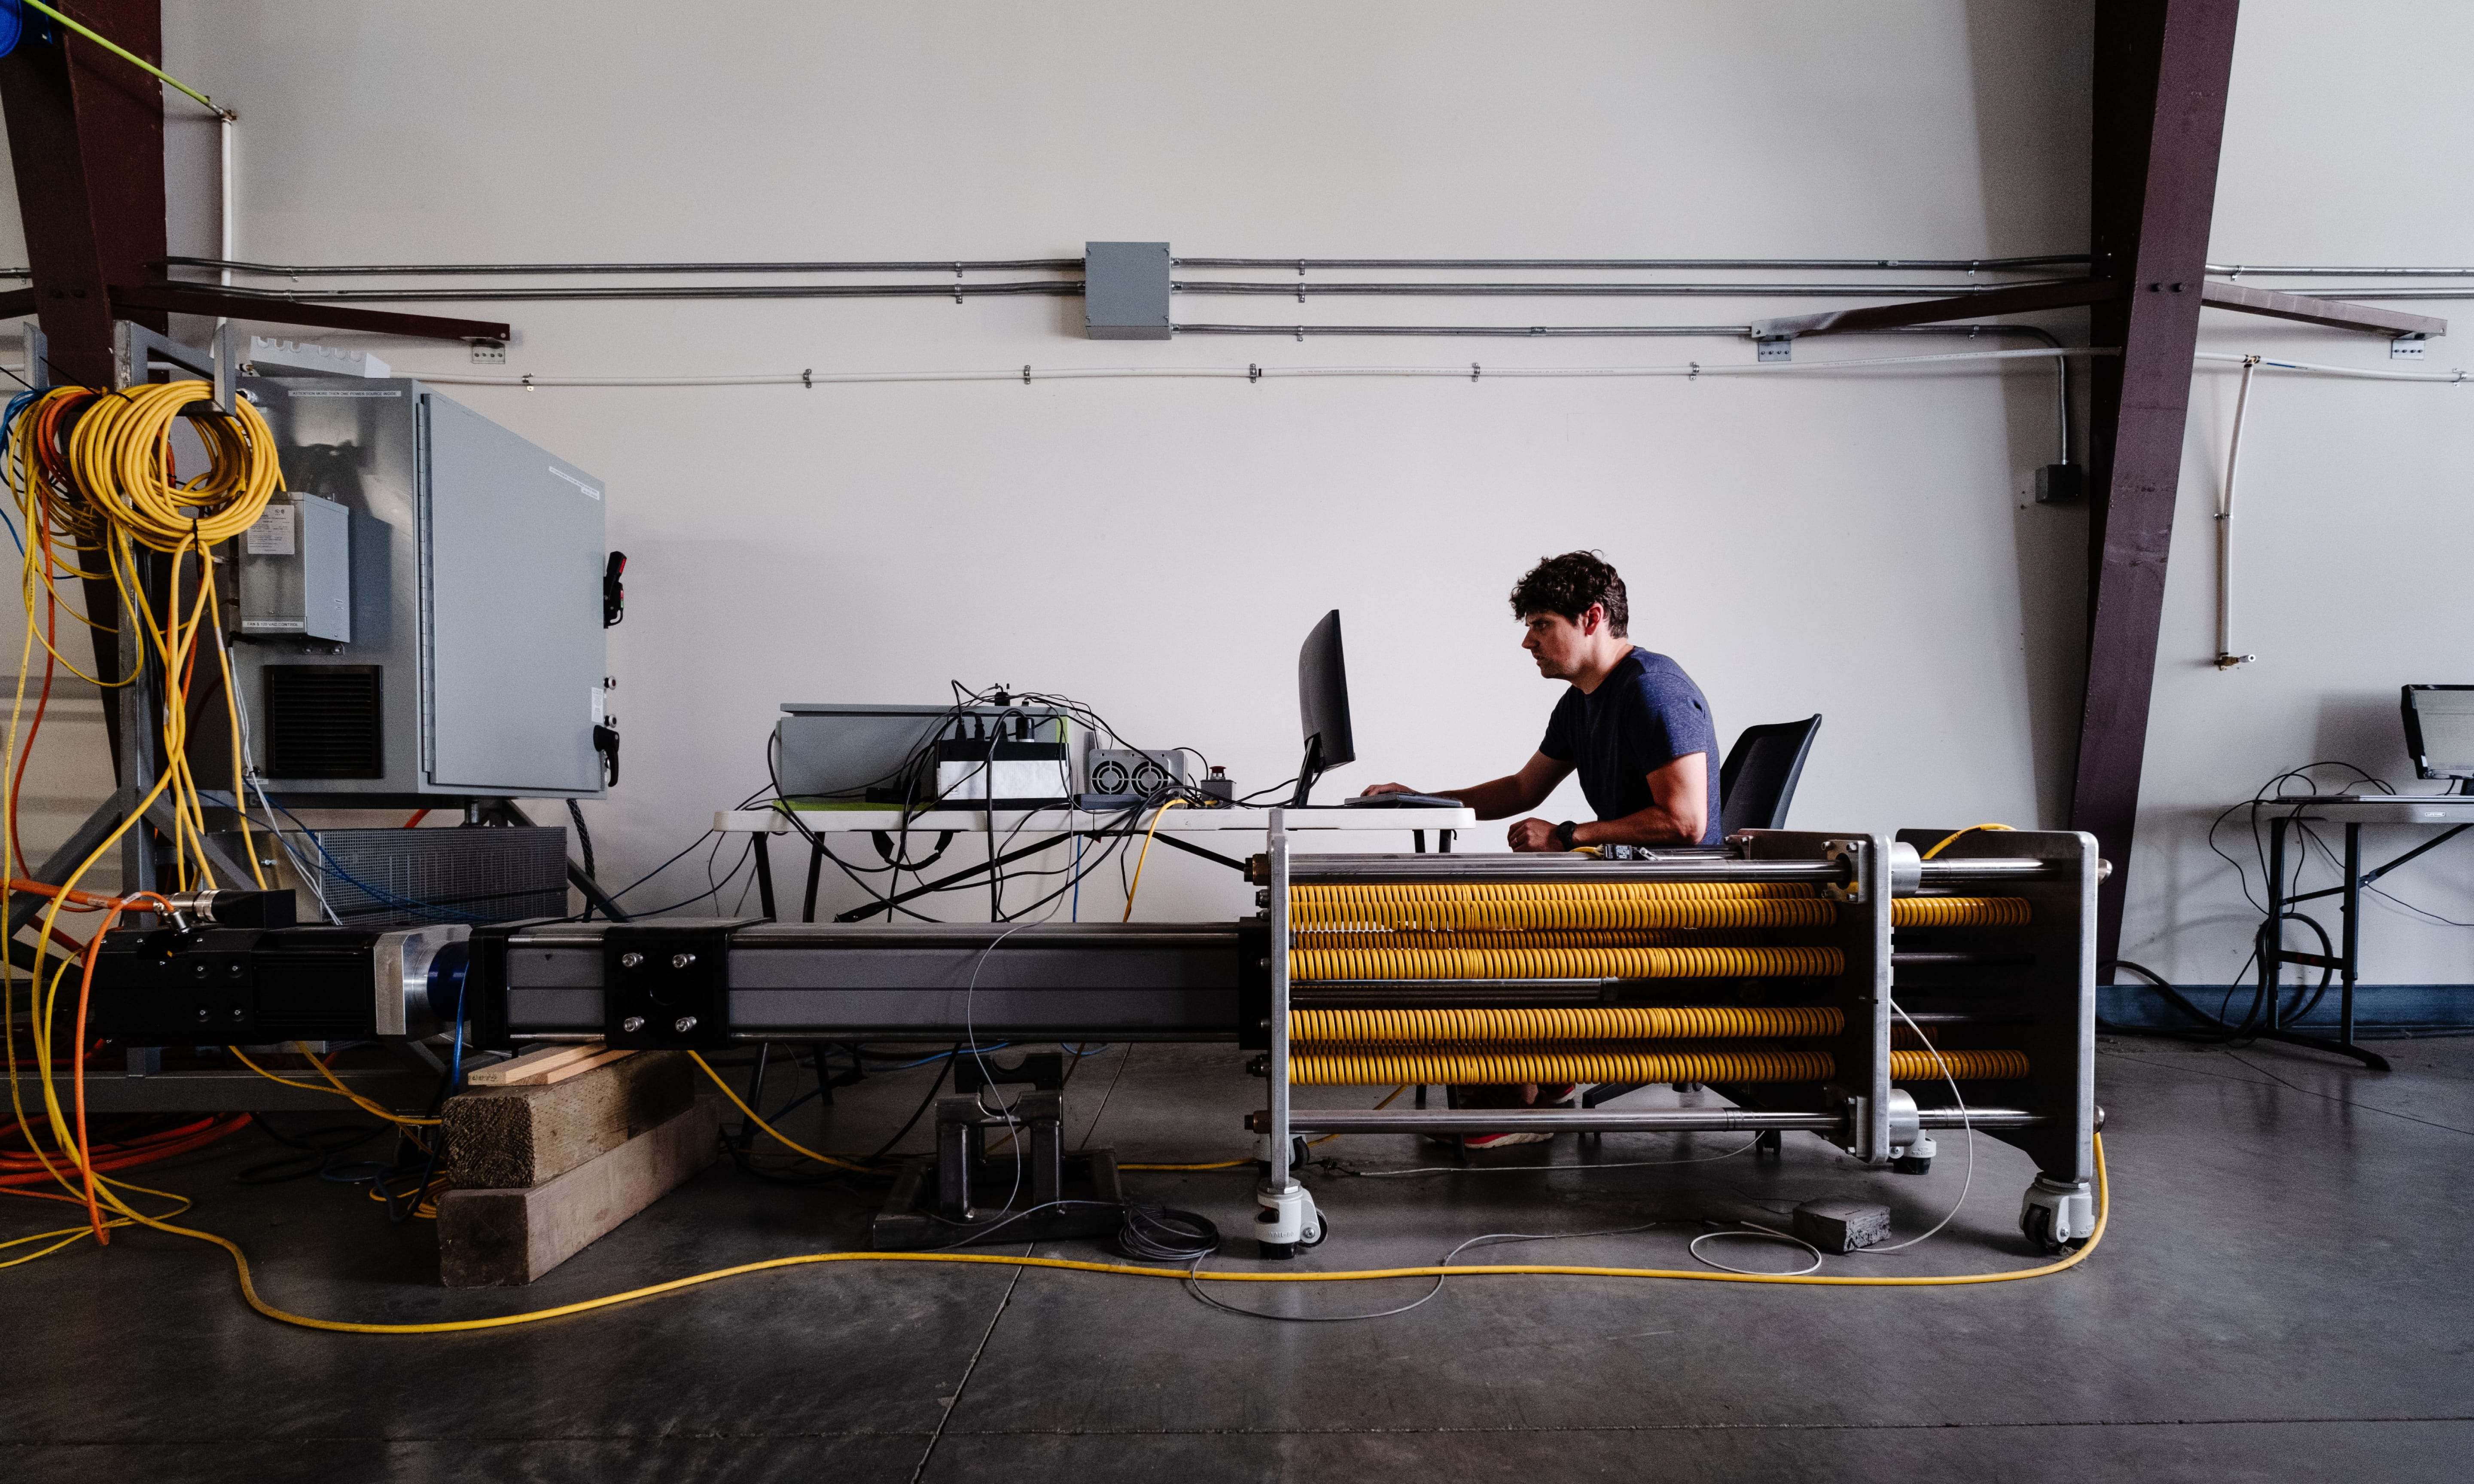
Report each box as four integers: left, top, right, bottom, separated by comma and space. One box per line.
1358, 549, 1721, 1144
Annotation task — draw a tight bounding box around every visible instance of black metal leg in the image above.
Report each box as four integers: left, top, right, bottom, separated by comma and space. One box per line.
1439, 829, 1454, 854
752, 834, 777, 920
2258, 815, 2389, 1071
740, 1042, 772, 1150
1412, 830, 1426, 854
803, 839, 826, 923
2342, 823, 2361, 1049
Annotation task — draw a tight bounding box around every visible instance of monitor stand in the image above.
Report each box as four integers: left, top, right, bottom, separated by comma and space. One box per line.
1287, 736, 1327, 809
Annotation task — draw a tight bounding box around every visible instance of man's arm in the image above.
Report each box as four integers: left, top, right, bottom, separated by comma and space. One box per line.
1359, 751, 1572, 820
1504, 751, 1709, 851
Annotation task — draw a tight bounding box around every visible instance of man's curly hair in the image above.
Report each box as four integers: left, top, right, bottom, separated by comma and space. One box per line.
1508, 550, 1628, 637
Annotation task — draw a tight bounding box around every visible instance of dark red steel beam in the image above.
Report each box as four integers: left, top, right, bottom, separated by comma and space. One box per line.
2072, 0, 2246, 974
0, 0, 172, 774
0, 0, 167, 385
1749, 277, 2121, 340
112, 283, 512, 342
0, 287, 36, 321
2200, 279, 2446, 338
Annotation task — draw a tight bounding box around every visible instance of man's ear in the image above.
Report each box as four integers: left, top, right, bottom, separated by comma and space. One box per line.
1581, 603, 1603, 636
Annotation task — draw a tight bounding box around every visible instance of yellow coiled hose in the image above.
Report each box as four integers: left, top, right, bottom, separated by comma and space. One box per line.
1292, 881, 1818, 903
1288, 1047, 2028, 1086
1292, 929, 1759, 951
1291, 1004, 1843, 1043
1293, 897, 1841, 932
1290, 944, 1843, 981
1892, 896, 2030, 927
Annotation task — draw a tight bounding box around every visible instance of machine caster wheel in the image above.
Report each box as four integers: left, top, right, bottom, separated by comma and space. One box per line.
2018, 1174, 2095, 1253
1754, 1129, 1782, 1158
1891, 1154, 1932, 1175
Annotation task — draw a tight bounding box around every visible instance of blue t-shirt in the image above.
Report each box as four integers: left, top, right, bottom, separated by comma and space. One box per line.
1538, 647, 1721, 845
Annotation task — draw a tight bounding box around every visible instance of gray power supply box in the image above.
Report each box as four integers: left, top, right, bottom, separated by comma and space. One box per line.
215, 377, 610, 804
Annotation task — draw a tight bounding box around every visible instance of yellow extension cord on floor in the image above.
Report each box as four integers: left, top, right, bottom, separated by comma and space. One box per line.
91, 1133, 2110, 1335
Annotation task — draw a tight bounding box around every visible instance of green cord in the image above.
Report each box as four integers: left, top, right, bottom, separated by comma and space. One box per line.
18, 0, 232, 119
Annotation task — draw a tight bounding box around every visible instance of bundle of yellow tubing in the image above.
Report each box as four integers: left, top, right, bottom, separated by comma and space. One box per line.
1290, 943, 1843, 981
1893, 896, 2030, 928
1293, 896, 1841, 932
1289, 1046, 2029, 1086
1292, 928, 1761, 951
1289, 892, 2027, 932
1289, 1004, 1842, 1044
62, 380, 284, 551
1292, 880, 1819, 903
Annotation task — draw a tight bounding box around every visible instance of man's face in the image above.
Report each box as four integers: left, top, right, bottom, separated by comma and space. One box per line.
1520, 607, 1598, 679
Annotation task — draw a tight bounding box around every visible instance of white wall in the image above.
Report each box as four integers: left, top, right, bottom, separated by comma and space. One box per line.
3, 3, 2468, 987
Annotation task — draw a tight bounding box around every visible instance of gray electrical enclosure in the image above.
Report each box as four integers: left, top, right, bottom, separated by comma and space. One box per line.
237, 493, 351, 642
1084, 241, 1173, 340
221, 376, 608, 803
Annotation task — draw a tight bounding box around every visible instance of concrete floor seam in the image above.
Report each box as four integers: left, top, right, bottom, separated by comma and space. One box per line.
909, 1255, 1030, 1484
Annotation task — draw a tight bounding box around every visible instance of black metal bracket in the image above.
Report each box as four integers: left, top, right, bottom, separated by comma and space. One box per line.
603, 919, 757, 1049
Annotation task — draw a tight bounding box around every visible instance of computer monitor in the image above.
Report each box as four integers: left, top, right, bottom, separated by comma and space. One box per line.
1291, 609, 1355, 806
2401, 686, 2474, 788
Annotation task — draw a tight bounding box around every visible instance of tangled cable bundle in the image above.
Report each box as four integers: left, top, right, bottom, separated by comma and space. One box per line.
54, 381, 284, 551
1289, 943, 1845, 981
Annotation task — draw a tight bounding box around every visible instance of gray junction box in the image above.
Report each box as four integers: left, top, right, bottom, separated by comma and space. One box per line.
1083, 241, 1173, 340
225, 376, 609, 803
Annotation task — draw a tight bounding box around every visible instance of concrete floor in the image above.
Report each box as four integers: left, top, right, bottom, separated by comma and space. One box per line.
5, 1033, 2471, 1482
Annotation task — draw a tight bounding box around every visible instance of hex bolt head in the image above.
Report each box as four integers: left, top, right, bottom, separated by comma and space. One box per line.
670, 952, 697, 970
195, 1008, 211, 1024
619, 952, 644, 969
230, 1007, 245, 1022
673, 1015, 698, 1034
621, 1016, 646, 1032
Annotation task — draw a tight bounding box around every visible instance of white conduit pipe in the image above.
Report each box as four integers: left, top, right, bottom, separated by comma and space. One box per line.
2214, 356, 2261, 670
411, 344, 2108, 389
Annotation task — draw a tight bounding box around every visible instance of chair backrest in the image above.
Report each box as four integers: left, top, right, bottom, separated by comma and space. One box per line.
1718, 715, 1822, 834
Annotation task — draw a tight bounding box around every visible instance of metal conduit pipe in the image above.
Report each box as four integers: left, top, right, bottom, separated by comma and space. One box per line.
186, 282, 1085, 303
1181, 255, 2088, 271
1173, 278, 2087, 298
146, 252, 2087, 279
2207, 264, 2474, 277
161, 255, 1085, 276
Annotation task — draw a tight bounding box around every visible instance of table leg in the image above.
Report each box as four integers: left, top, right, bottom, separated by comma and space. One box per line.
2343, 822, 2361, 1049
803, 838, 826, 923
753, 833, 777, 921
2257, 814, 2390, 1071
1440, 829, 1454, 854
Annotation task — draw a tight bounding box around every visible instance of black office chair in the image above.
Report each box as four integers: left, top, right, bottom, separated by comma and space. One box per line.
1717, 714, 1822, 835
1578, 714, 1823, 1116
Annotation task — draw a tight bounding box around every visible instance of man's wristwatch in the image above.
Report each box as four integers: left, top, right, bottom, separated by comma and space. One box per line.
1551, 820, 1578, 851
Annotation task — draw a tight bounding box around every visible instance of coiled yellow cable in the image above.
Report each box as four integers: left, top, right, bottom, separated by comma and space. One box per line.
1291, 943, 1843, 981
1292, 928, 1750, 951
1294, 897, 1840, 931
1892, 897, 2030, 928
1289, 1046, 2028, 1085
64, 381, 283, 552
1294, 880, 1816, 905
1290, 1004, 1843, 1044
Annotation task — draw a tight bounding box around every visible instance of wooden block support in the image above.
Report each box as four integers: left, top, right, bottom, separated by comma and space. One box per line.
438, 1097, 722, 1288
444, 1048, 694, 1190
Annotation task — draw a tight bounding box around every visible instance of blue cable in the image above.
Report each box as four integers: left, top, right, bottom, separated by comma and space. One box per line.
262, 799, 489, 923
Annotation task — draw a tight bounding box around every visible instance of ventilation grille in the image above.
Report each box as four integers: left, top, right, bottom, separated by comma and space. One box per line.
265, 666, 383, 778
279, 826, 570, 927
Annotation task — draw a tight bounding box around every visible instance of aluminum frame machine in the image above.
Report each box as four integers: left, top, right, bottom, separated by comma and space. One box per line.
92, 817, 2098, 1254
